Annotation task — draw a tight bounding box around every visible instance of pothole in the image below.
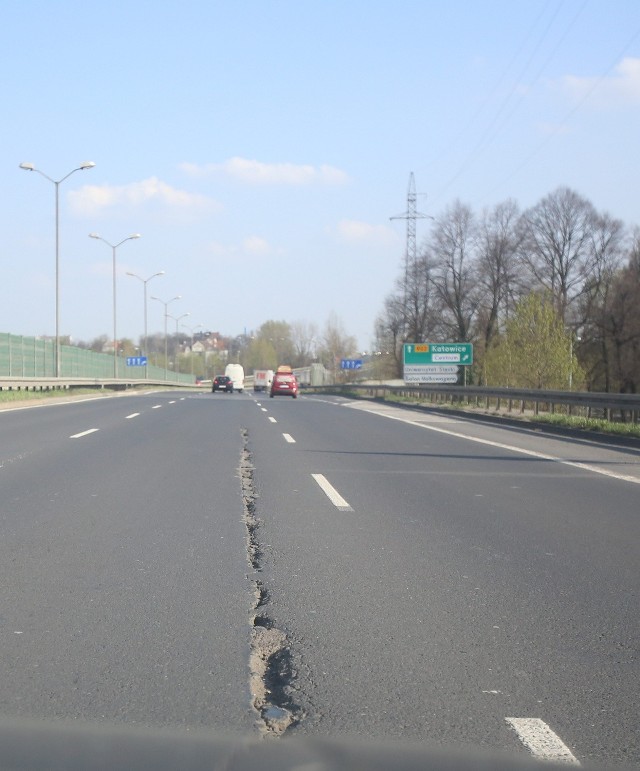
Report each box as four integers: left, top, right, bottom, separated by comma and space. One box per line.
240, 429, 302, 736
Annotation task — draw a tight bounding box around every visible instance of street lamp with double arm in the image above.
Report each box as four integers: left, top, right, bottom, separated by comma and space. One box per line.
126, 270, 165, 378
151, 295, 181, 381
89, 233, 141, 377
19, 160, 96, 377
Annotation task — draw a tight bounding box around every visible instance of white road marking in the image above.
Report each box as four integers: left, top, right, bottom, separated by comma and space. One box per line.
283, 433, 296, 443
169, 400, 176, 404
312, 474, 353, 511
152, 405, 162, 409
268, 417, 277, 423
261, 408, 268, 412
506, 718, 580, 765
70, 429, 99, 439
125, 413, 140, 419
352, 404, 640, 485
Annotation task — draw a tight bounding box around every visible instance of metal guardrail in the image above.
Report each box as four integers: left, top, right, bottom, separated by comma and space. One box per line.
310, 383, 640, 422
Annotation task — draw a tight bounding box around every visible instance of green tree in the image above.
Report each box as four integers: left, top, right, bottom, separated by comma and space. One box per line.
484, 293, 584, 390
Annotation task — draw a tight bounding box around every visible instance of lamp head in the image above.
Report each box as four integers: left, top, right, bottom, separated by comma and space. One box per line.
19, 162, 35, 171
80, 161, 96, 170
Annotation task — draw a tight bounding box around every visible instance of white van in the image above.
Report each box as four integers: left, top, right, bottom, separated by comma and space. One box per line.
225, 363, 245, 393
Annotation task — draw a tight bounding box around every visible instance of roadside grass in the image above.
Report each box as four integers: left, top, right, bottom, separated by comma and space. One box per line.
0, 388, 108, 403
533, 413, 640, 438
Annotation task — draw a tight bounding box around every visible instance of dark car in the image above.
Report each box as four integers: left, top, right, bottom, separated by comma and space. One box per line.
212, 375, 233, 393
270, 371, 298, 398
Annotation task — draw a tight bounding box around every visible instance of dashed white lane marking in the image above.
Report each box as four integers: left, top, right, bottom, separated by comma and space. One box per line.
261, 408, 268, 412
312, 474, 353, 512
506, 718, 580, 765
169, 400, 176, 404
70, 429, 99, 439
125, 413, 140, 419
283, 433, 296, 443
268, 417, 277, 423
353, 404, 640, 485
152, 405, 162, 409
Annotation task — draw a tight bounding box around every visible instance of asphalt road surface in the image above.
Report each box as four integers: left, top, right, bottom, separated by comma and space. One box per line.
0, 390, 638, 767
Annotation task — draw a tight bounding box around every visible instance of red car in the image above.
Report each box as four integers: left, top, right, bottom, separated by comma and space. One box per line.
270, 372, 298, 398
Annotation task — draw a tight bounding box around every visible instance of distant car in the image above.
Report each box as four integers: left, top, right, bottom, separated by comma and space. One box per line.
270, 371, 298, 398
212, 375, 233, 393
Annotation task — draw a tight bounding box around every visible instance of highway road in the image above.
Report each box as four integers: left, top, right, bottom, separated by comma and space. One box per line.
0, 389, 638, 766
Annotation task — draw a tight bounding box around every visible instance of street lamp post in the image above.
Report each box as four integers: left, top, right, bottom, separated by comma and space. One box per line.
182, 322, 204, 376
19, 160, 96, 377
89, 233, 141, 378
168, 313, 190, 373
126, 270, 164, 378
151, 295, 181, 381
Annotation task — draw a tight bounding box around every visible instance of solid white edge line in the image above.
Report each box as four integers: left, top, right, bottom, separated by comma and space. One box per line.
357, 405, 640, 485
70, 429, 99, 439
506, 718, 580, 765
125, 413, 140, 419
312, 473, 353, 511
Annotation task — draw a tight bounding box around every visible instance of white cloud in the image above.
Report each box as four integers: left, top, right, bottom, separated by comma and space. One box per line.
335, 219, 398, 245
242, 236, 271, 255
179, 157, 349, 186
68, 177, 220, 216
206, 236, 279, 258
560, 57, 640, 108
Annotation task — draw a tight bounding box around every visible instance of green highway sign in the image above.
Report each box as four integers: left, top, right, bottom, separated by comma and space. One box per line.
403, 342, 473, 365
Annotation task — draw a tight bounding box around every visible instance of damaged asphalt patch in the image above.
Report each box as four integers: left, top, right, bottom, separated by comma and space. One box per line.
240, 428, 302, 736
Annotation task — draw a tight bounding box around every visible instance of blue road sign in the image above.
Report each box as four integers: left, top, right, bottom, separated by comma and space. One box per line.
341, 359, 363, 370
126, 356, 148, 366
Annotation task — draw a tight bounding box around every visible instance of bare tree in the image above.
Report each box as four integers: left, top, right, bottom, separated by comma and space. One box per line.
517, 187, 597, 322
602, 232, 640, 392
290, 320, 319, 366
429, 200, 480, 342
317, 313, 357, 379
374, 292, 406, 377
401, 248, 439, 343
476, 199, 524, 353
577, 212, 627, 389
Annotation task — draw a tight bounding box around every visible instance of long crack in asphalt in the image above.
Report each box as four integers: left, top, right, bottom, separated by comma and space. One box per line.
240, 428, 302, 736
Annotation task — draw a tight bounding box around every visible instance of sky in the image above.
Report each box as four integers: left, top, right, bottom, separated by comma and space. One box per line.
3, 0, 640, 353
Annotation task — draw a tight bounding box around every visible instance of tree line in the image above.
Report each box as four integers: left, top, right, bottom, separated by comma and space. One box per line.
375, 186, 640, 392
73, 315, 357, 381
